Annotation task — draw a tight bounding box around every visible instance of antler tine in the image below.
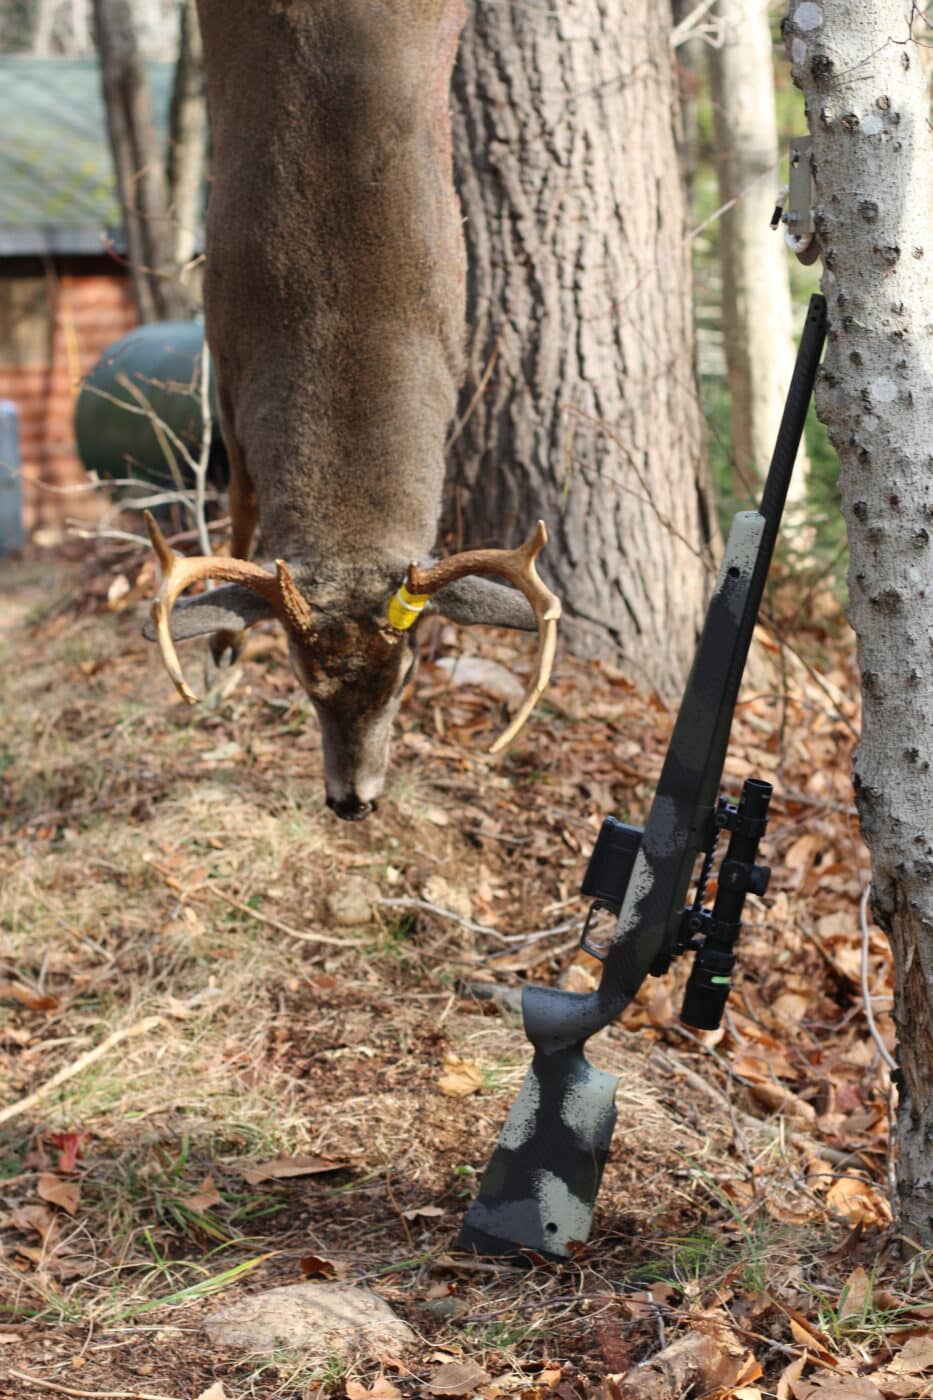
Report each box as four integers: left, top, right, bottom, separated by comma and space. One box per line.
143, 511, 312, 704
407, 519, 561, 753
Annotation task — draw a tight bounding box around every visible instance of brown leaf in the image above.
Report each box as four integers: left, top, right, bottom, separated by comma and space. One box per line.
401, 1204, 445, 1221
346, 1379, 402, 1400
837, 1266, 872, 1321
436, 1056, 483, 1098
240, 1154, 346, 1185
888, 1334, 933, 1375
37, 1172, 81, 1215
825, 1176, 892, 1227
792, 1376, 885, 1400
8, 1203, 56, 1238
0, 980, 60, 1012
426, 1360, 492, 1395
299, 1253, 339, 1279
746, 1079, 816, 1127
778, 1360, 809, 1400
180, 1174, 223, 1211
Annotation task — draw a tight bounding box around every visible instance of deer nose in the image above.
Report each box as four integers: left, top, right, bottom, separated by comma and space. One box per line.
327, 793, 377, 821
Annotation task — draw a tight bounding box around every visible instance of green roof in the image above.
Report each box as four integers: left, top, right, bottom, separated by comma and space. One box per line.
0, 56, 174, 256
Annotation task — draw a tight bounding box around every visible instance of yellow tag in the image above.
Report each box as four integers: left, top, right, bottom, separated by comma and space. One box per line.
386, 583, 431, 631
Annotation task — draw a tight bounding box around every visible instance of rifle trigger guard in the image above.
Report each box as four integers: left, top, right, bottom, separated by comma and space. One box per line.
578, 902, 611, 963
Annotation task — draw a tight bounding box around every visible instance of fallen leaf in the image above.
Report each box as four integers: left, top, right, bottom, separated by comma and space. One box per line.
179, 1175, 223, 1211
888, 1333, 933, 1375
0, 981, 60, 1012
194, 1385, 228, 1400
240, 1154, 346, 1185
299, 1253, 339, 1279
8, 1203, 56, 1238
619, 1317, 754, 1399
37, 1173, 81, 1215
346, 1378, 402, 1400
401, 1204, 445, 1221
825, 1177, 892, 1227
426, 1359, 492, 1395
47, 1132, 88, 1174
436, 1055, 483, 1098
838, 1265, 872, 1321
792, 1376, 884, 1400
778, 1356, 808, 1400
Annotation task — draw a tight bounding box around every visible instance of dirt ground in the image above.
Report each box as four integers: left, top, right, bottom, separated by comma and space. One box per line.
0, 547, 929, 1400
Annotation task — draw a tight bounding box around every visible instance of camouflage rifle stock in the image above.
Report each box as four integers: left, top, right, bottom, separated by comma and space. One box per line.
456, 294, 828, 1261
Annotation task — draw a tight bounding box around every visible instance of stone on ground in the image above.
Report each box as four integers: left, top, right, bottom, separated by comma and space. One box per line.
204, 1282, 415, 1359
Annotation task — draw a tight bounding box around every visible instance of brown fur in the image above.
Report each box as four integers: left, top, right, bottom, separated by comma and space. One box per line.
196, 0, 467, 582
194, 0, 467, 813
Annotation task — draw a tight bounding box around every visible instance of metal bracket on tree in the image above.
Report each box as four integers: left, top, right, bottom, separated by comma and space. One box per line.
776, 136, 819, 264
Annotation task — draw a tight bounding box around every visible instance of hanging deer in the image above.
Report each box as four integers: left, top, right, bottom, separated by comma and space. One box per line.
142, 0, 559, 820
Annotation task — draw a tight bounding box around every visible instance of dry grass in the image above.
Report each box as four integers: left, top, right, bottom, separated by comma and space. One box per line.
0, 553, 927, 1399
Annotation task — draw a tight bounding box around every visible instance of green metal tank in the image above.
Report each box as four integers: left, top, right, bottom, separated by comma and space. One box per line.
75, 320, 226, 490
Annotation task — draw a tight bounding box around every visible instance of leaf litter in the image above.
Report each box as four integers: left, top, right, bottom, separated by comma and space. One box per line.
0, 551, 920, 1399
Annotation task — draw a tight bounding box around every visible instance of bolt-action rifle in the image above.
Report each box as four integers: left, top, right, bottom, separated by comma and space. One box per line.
456, 294, 828, 1261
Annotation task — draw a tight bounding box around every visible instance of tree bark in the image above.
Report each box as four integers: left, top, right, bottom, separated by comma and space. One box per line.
450, 0, 715, 695
785, 0, 933, 1243
91, 0, 191, 322
711, 0, 810, 505
167, 0, 207, 271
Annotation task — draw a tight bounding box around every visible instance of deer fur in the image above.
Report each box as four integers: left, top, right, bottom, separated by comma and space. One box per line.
149, 0, 539, 819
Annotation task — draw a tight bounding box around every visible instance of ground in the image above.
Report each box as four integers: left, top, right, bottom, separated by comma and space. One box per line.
0, 547, 929, 1400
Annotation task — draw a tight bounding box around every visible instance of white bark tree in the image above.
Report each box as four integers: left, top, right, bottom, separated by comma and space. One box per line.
711, 0, 810, 506
785, 0, 933, 1243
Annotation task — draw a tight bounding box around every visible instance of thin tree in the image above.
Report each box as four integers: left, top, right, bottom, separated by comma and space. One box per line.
166, 0, 206, 272
91, 0, 195, 321
785, 0, 933, 1243
710, 0, 810, 507
450, 0, 716, 695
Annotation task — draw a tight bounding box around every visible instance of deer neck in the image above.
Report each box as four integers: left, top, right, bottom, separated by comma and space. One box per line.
196, 0, 468, 573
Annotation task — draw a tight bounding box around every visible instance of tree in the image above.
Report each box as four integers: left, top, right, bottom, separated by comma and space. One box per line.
91, 0, 201, 321
710, 0, 809, 507
166, 0, 206, 271
785, 0, 933, 1243
449, 0, 715, 695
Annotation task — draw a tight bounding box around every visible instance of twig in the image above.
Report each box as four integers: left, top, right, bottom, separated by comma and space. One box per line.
859, 885, 897, 1072
202, 884, 358, 948
7, 1373, 180, 1400
143, 857, 358, 947
649, 1046, 852, 1166
376, 896, 580, 949
0, 1016, 162, 1126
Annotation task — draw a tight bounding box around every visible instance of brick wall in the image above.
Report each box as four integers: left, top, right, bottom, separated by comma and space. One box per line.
0, 255, 137, 532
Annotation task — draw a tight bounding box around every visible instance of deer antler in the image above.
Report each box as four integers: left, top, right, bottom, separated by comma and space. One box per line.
406, 520, 561, 753
143, 511, 314, 704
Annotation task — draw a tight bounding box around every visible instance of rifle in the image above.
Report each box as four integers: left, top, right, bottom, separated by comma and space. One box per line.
456, 294, 828, 1261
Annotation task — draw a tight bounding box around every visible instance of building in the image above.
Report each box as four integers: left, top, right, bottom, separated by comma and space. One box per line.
0, 56, 173, 532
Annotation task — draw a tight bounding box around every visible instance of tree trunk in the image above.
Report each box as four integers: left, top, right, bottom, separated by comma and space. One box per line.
167, 0, 206, 271
91, 0, 191, 322
785, 0, 933, 1244
711, 0, 810, 505
449, 0, 715, 695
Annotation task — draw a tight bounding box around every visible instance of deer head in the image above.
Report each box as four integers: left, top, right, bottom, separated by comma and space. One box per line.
140, 0, 561, 818
143, 513, 560, 819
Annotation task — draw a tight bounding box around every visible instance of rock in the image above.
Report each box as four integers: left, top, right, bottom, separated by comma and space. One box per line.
204, 1282, 415, 1359
326, 877, 380, 927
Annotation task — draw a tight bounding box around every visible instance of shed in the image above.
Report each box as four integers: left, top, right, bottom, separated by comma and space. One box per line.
0, 56, 173, 533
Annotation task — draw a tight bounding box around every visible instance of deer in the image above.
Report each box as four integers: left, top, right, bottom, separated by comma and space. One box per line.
142, 0, 560, 820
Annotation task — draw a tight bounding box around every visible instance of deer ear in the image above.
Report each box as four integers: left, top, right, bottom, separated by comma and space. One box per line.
140, 583, 277, 642
430, 576, 537, 632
